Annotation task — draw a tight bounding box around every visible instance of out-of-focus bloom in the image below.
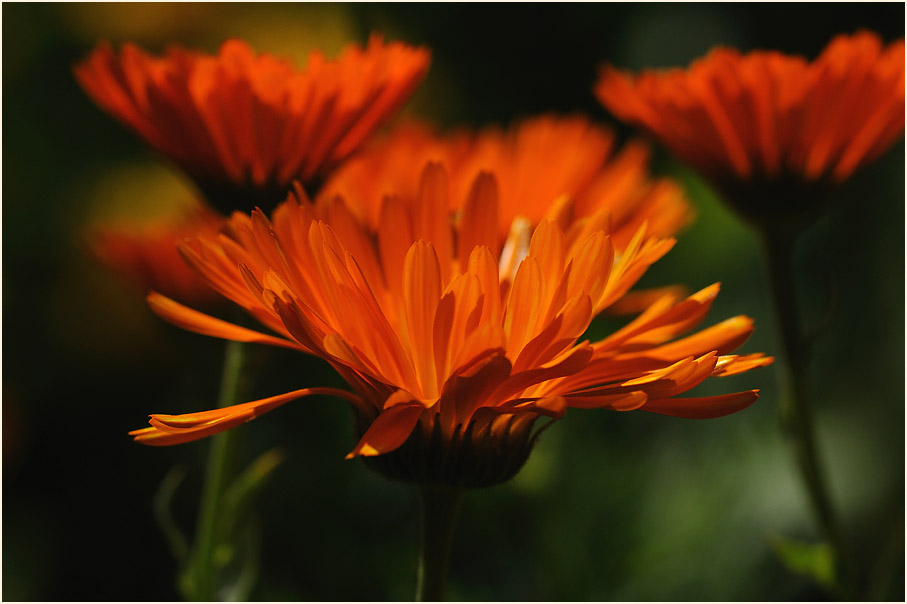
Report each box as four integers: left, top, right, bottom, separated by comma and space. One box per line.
319, 115, 693, 251
85, 199, 224, 304
131, 164, 771, 487
595, 31, 904, 226
74, 35, 430, 212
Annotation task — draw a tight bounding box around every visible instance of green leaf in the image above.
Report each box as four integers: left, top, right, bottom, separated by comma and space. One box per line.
221, 448, 286, 535
770, 535, 837, 592
205, 449, 283, 600
152, 465, 190, 563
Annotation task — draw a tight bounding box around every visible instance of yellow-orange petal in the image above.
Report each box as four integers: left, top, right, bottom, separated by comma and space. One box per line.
131, 387, 361, 446
623, 315, 757, 362
713, 353, 775, 376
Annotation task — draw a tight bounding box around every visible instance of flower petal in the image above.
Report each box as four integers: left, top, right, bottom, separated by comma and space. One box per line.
642, 390, 760, 419
147, 292, 306, 351
346, 402, 426, 458
131, 387, 361, 446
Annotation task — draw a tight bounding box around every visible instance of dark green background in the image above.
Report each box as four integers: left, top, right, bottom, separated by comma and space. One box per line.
3, 3, 904, 600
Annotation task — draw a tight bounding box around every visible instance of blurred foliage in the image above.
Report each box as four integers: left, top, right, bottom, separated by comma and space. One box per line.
771, 537, 836, 594
2, 2, 903, 601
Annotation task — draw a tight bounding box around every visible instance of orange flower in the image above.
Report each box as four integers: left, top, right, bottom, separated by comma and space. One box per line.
595, 30, 904, 225
85, 199, 225, 304
131, 164, 771, 487
319, 115, 693, 251
74, 35, 430, 212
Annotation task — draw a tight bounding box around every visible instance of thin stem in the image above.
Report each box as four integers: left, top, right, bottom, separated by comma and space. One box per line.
186, 340, 248, 601
416, 486, 464, 602
760, 226, 849, 596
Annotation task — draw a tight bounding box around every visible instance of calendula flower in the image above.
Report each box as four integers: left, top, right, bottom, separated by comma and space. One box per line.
599, 31, 904, 593
319, 115, 693, 251
132, 163, 770, 488
85, 199, 224, 304
74, 35, 430, 212
595, 30, 904, 227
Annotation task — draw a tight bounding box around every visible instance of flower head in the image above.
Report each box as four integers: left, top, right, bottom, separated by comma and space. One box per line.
74, 35, 430, 212
318, 115, 693, 251
595, 31, 904, 227
85, 199, 224, 304
132, 162, 771, 488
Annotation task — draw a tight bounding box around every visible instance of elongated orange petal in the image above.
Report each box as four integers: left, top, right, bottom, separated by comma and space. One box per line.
635, 315, 756, 360
605, 285, 689, 315
713, 353, 774, 376
131, 387, 362, 446
148, 292, 306, 351
595, 283, 721, 351
458, 172, 501, 265
414, 163, 454, 281
403, 240, 442, 398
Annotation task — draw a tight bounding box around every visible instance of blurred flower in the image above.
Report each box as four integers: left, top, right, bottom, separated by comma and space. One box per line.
132, 164, 770, 488
595, 30, 904, 228
319, 115, 693, 251
84, 199, 225, 305
74, 35, 430, 213
599, 32, 904, 590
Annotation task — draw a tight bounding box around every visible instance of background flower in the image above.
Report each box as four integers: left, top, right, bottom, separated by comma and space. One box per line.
83, 198, 224, 304
596, 29, 905, 594
595, 30, 905, 227
4, 4, 903, 601
318, 115, 693, 250
74, 34, 430, 212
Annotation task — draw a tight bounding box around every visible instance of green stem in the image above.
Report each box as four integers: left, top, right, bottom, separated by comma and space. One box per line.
186, 340, 248, 601
761, 226, 849, 596
415, 486, 463, 602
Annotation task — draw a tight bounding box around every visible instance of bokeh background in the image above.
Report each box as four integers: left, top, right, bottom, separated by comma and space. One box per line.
3, 3, 904, 601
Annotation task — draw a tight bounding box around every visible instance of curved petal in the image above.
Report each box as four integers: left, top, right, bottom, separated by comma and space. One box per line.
642, 390, 760, 419
148, 292, 306, 351
131, 387, 361, 446
713, 353, 774, 376
346, 402, 426, 458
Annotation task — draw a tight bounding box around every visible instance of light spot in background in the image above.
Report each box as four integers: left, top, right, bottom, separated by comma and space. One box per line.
615, 420, 806, 600
60, 3, 358, 65
75, 161, 199, 226
59, 3, 219, 46
211, 4, 358, 65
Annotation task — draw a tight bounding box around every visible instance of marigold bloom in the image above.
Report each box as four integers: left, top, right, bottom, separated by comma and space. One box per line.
595, 30, 904, 225
74, 35, 430, 212
319, 115, 693, 250
85, 200, 224, 304
131, 163, 771, 487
